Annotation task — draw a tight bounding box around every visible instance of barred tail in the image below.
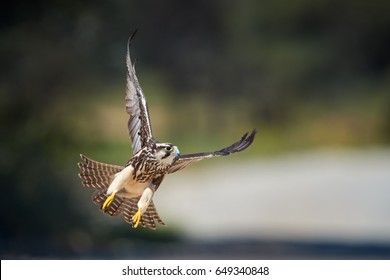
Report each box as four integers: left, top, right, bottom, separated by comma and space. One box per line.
77, 154, 124, 190
92, 190, 165, 229
91, 189, 125, 216
123, 199, 165, 230
78, 154, 124, 215
77, 154, 165, 229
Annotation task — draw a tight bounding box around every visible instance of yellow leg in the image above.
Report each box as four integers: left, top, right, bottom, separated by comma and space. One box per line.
102, 192, 116, 211
132, 209, 142, 228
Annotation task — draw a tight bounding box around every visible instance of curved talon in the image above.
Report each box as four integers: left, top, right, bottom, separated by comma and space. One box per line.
132, 209, 142, 228
102, 192, 116, 211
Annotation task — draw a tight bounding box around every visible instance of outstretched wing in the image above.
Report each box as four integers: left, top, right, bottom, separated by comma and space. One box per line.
125, 30, 153, 155
168, 129, 257, 174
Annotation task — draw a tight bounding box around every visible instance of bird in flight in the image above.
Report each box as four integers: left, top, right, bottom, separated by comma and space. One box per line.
78, 31, 257, 230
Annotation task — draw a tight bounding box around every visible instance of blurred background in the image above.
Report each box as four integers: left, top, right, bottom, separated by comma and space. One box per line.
1, 0, 390, 259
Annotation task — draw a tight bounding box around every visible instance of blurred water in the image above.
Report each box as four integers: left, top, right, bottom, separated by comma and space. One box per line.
158, 148, 390, 243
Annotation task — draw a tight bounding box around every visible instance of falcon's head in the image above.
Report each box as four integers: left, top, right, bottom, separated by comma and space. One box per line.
155, 143, 180, 166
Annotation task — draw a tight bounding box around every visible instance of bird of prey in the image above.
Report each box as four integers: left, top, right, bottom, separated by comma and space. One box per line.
78, 31, 257, 230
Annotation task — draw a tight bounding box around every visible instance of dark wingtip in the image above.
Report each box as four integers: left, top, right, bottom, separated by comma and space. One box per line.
247, 128, 257, 143
128, 29, 138, 46
127, 29, 138, 70
214, 128, 257, 156
237, 128, 257, 151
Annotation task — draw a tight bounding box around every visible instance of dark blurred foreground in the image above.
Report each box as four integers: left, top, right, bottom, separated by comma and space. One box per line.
3, 237, 390, 260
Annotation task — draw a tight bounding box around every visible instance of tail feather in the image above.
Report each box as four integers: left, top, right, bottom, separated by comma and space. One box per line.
146, 201, 165, 226
77, 154, 165, 230
92, 189, 108, 205
79, 154, 123, 172
80, 180, 111, 190
123, 199, 165, 230
78, 172, 112, 183
92, 190, 124, 216
123, 198, 138, 224
78, 154, 124, 190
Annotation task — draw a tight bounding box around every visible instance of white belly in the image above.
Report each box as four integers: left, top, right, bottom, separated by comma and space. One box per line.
106, 164, 150, 198
122, 179, 149, 198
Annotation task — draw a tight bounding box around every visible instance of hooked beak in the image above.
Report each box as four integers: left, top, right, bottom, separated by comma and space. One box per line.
172, 146, 180, 157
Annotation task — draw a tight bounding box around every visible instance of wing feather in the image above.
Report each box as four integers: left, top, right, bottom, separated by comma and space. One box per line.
168, 129, 257, 174
125, 30, 153, 154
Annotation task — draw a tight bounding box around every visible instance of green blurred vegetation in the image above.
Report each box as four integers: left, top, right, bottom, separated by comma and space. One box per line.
1, 0, 390, 258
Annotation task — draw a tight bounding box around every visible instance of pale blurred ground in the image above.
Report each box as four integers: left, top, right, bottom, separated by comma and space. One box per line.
157, 148, 390, 243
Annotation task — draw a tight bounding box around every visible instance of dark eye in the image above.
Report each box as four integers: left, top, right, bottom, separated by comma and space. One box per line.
166, 146, 171, 151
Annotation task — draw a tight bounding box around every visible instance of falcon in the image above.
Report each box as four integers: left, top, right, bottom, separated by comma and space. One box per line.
78, 31, 257, 230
